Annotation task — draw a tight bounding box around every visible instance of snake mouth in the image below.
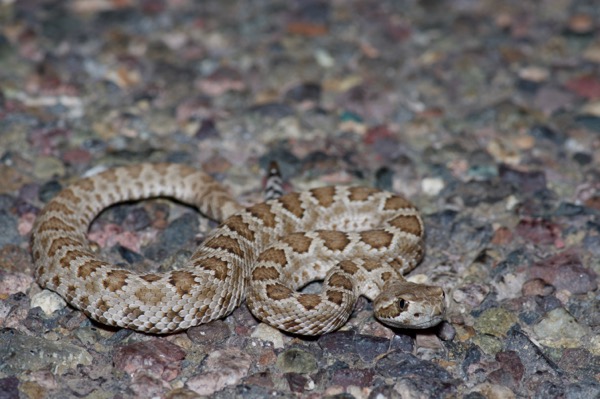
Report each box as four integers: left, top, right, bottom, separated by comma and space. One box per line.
378, 315, 444, 329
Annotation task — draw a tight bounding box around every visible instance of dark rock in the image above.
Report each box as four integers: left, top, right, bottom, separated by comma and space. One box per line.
458, 179, 513, 207
554, 202, 587, 216
575, 115, 600, 132
499, 165, 547, 194
144, 213, 198, 261
564, 381, 600, 399
389, 332, 414, 352
375, 352, 456, 396
249, 102, 294, 118
330, 367, 374, 388
116, 245, 144, 264
487, 351, 524, 390
276, 348, 317, 374
285, 82, 321, 103
122, 206, 152, 231
354, 334, 389, 362
559, 348, 600, 377
318, 331, 356, 355
462, 345, 483, 375
375, 351, 453, 380
573, 152, 592, 165
534, 380, 565, 399
195, 119, 220, 140
515, 218, 560, 246
0, 328, 92, 374
38, 180, 63, 203
187, 320, 231, 345
285, 373, 309, 393
0, 376, 20, 399
528, 125, 565, 144
375, 166, 394, 191
0, 211, 19, 247
504, 327, 562, 379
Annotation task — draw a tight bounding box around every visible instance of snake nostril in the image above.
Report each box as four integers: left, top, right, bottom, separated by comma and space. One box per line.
413, 313, 420, 318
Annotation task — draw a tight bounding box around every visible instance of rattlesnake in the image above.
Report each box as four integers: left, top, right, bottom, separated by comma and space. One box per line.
32, 163, 445, 335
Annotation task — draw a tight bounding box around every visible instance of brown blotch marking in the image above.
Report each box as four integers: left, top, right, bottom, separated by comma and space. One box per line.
317, 231, 350, 251
198, 257, 229, 280
383, 196, 414, 210
329, 273, 353, 291
361, 259, 381, 271
76, 178, 95, 192
360, 230, 393, 249
378, 303, 401, 318
48, 236, 80, 257
381, 271, 393, 281
51, 275, 61, 287
389, 214, 422, 236
339, 260, 358, 275
224, 215, 255, 241
281, 233, 313, 254
257, 248, 287, 266
248, 203, 277, 228
278, 192, 305, 218
44, 201, 75, 216
65, 285, 77, 301
140, 274, 162, 282
124, 305, 143, 320
127, 164, 144, 179
169, 270, 196, 296
348, 187, 379, 201
103, 269, 130, 291
77, 260, 105, 278
310, 186, 336, 207
59, 188, 82, 205
196, 305, 209, 319
61, 249, 88, 269
37, 217, 77, 234
153, 163, 170, 176
297, 294, 321, 311
99, 169, 118, 183
265, 283, 293, 300
134, 286, 165, 305
327, 290, 344, 306
283, 319, 301, 331
252, 266, 280, 281
79, 295, 90, 308
204, 235, 244, 257
96, 298, 109, 313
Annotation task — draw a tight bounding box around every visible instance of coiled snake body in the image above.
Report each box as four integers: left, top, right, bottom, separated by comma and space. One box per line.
32, 163, 445, 335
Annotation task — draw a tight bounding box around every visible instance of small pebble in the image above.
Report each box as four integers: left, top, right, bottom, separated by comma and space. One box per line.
30, 290, 67, 316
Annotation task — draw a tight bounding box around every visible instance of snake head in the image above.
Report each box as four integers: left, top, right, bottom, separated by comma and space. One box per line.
373, 280, 445, 329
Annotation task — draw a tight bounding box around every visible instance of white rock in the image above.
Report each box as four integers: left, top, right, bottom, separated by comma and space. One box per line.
421, 177, 445, 196
31, 290, 67, 316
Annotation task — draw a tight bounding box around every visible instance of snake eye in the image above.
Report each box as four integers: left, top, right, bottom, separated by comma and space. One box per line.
398, 299, 407, 310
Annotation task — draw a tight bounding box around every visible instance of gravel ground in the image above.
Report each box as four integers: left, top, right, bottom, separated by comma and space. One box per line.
0, 1, 599, 398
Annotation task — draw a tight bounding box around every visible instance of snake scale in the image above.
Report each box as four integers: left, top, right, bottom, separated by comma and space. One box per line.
32, 163, 445, 335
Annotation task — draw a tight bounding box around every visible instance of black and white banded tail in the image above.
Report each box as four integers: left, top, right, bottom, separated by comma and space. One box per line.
264, 161, 284, 201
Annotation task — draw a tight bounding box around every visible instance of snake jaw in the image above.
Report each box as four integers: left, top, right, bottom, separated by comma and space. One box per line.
373, 280, 445, 329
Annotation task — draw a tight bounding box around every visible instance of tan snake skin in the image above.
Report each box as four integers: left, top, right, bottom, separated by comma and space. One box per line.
32, 163, 445, 335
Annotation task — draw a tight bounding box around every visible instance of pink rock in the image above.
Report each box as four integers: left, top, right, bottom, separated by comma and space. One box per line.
186, 348, 252, 395
565, 74, 600, 99
113, 339, 186, 382
528, 251, 597, 294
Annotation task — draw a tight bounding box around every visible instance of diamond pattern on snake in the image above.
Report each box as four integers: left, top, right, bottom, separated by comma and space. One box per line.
32, 163, 445, 335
